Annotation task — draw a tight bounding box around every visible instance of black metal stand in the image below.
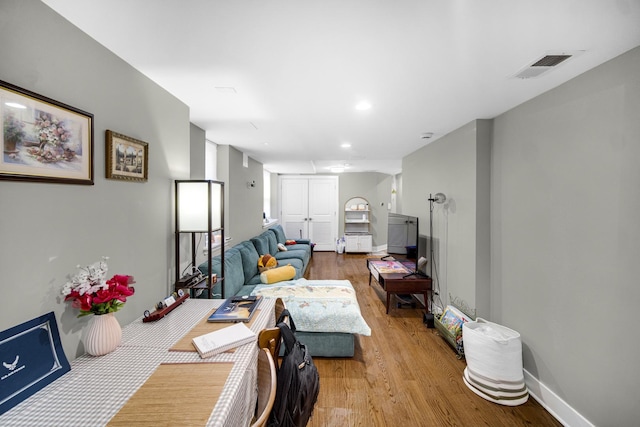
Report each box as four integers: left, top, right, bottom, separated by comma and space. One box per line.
429, 194, 435, 280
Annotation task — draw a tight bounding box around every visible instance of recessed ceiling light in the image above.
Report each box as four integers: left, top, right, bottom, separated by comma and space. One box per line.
355, 101, 371, 111
341, 143, 351, 148
421, 132, 434, 139
330, 167, 345, 173
5, 102, 26, 109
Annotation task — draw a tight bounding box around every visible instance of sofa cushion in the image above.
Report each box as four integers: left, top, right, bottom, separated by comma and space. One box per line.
283, 243, 311, 254
275, 257, 305, 279
236, 241, 261, 284
250, 233, 269, 256
269, 224, 311, 256
270, 224, 288, 244
251, 230, 279, 256
196, 256, 222, 298
265, 230, 279, 254
220, 248, 246, 298
197, 247, 244, 298
275, 249, 310, 267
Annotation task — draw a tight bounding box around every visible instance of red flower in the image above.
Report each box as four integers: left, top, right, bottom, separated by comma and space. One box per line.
62, 259, 136, 317
66, 291, 93, 312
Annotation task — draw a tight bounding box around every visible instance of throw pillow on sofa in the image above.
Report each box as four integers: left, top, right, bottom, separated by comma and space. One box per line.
260, 264, 295, 284
258, 254, 277, 272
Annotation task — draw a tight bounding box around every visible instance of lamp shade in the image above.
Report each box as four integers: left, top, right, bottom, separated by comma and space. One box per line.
176, 181, 222, 232
433, 193, 446, 204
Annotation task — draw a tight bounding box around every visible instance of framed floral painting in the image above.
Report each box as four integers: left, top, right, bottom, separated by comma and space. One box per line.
0, 80, 93, 185
105, 130, 148, 182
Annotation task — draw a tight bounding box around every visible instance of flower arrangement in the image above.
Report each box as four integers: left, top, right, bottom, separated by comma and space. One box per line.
3, 112, 25, 142
26, 111, 77, 162
62, 257, 135, 317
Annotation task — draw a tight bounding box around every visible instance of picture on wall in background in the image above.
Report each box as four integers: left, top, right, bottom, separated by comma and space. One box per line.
105, 130, 148, 182
0, 80, 94, 185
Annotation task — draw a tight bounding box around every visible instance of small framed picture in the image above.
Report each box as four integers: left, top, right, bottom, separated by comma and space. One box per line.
105, 130, 148, 182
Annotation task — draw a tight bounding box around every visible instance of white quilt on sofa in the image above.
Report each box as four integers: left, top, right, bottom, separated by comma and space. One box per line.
251, 278, 371, 336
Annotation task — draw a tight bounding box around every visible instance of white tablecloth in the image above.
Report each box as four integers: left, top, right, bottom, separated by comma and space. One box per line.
0, 298, 275, 427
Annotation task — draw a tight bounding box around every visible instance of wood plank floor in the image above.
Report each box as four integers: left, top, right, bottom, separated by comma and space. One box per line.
303, 251, 561, 427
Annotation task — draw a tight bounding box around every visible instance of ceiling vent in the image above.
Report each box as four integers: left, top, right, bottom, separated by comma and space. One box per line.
512, 51, 583, 79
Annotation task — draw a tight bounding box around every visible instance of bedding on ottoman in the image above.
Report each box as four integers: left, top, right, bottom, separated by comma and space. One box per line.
250, 278, 371, 336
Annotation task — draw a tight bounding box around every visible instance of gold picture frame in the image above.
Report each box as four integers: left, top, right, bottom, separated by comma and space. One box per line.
0, 80, 94, 185
105, 130, 148, 182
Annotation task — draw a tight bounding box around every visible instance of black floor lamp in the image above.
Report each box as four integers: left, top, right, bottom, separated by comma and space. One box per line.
428, 193, 446, 279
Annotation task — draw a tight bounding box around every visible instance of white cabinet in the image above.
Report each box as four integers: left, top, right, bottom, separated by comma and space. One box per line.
344, 196, 372, 253
345, 234, 372, 253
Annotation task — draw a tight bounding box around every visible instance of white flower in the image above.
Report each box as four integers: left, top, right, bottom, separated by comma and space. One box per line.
61, 257, 110, 297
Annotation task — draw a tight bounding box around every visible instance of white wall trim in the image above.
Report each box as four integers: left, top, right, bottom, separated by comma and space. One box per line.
524, 369, 594, 427
371, 244, 387, 255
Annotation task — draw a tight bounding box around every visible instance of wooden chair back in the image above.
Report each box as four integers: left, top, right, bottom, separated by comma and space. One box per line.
251, 348, 277, 427
275, 297, 286, 322
256, 297, 286, 370
258, 327, 282, 368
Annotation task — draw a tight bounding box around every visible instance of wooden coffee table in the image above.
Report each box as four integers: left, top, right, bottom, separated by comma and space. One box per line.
367, 259, 432, 314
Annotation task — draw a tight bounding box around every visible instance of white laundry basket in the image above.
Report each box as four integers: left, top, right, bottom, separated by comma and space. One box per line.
462, 318, 529, 406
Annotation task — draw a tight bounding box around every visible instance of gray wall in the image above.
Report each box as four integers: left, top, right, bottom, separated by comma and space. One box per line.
216, 145, 265, 242
403, 46, 640, 426
0, 1, 190, 360
189, 123, 206, 179
402, 120, 492, 316
491, 46, 640, 426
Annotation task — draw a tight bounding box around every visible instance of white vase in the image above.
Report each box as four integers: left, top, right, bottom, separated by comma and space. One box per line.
84, 312, 122, 356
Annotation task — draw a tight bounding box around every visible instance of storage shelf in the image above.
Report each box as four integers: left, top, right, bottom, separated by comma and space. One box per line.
344, 196, 372, 253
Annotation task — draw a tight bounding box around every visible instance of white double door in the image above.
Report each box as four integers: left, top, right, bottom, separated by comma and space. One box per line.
279, 176, 338, 251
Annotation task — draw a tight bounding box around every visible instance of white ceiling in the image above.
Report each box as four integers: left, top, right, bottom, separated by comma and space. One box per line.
43, 0, 640, 175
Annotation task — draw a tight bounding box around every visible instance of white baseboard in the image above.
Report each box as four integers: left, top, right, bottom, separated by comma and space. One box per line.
371, 244, 387, 254
524, 369, 594, 427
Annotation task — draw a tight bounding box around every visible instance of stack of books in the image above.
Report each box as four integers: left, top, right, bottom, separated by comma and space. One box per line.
191, 296, 261, 358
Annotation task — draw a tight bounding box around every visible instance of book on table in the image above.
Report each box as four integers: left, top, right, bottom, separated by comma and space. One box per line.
369, 260, 410, 274
207, 296, 262, 323
192, 322, 257, 358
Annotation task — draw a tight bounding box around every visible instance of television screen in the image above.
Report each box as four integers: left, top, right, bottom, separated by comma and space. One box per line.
387, 213, 418, 254
386, 213, 426, 275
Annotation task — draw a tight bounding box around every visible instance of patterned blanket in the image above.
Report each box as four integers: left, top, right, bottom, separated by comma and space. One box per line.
251, 278, 371, 335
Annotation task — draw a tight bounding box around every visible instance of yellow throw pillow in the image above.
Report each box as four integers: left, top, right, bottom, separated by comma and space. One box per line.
260, 265, 296, 284
258, 254, 277, 273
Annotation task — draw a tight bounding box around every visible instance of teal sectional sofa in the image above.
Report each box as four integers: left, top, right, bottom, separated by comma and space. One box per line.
198, 224, 359, 358
197, 224, 312, 298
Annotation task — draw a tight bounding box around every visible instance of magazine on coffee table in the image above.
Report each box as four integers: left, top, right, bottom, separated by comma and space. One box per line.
207, 296, 262, 322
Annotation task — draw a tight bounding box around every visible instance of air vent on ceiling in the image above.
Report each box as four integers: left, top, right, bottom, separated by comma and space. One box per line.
531, 55, 571, 67
512, 51, 583, 79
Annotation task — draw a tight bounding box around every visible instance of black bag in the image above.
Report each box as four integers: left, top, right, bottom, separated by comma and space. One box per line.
268, 314, 320, 427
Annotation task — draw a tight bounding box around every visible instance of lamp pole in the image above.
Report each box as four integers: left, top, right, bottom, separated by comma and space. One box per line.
428, 193, 446, 280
